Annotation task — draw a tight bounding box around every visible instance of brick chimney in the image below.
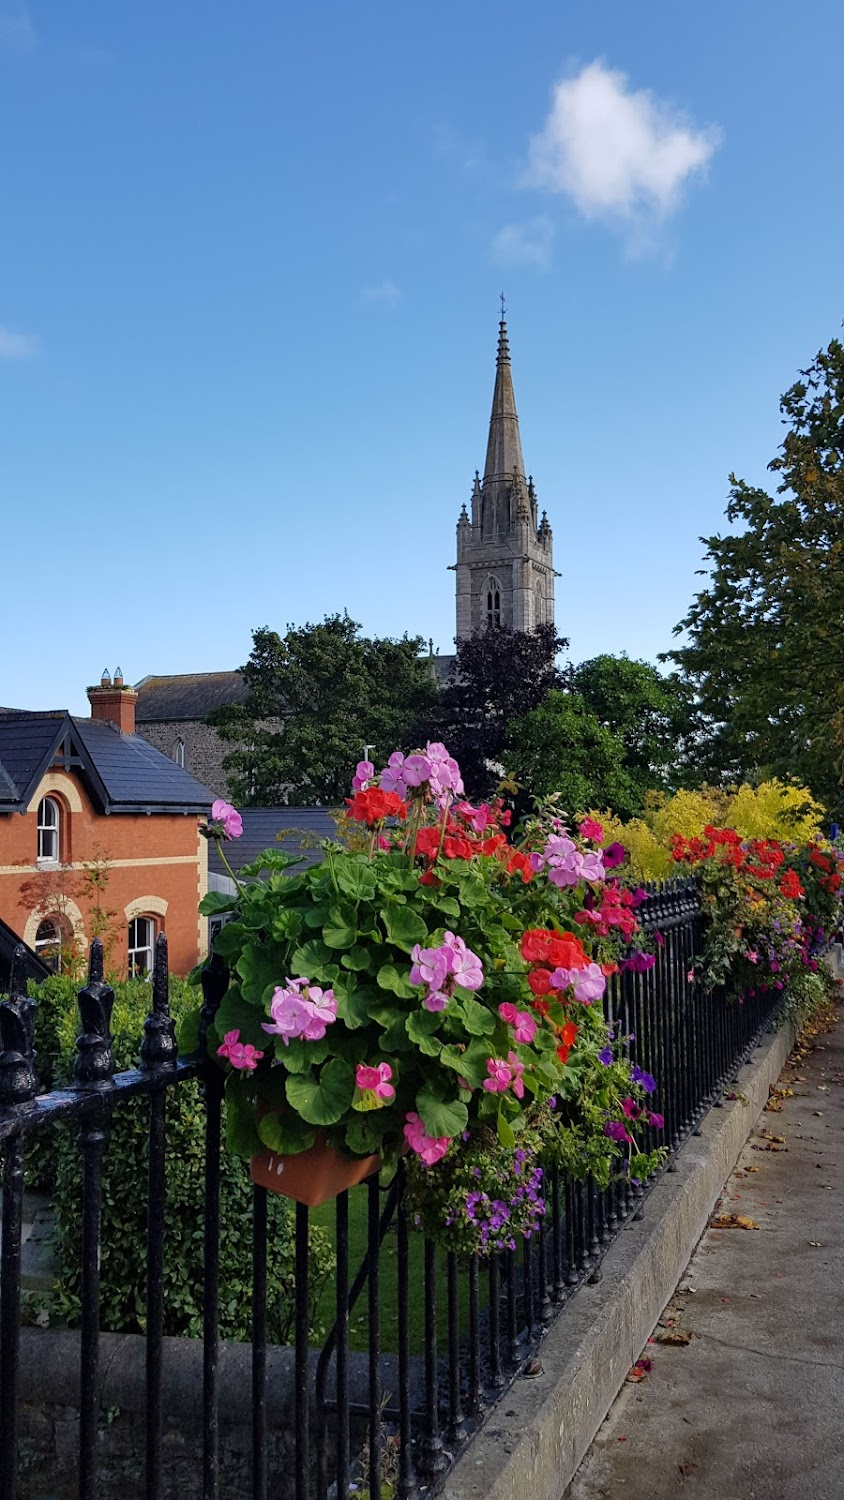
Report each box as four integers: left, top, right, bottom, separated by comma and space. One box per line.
87, 665, 138, 734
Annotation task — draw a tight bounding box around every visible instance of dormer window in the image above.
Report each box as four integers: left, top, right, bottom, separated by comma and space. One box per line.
484, 576, 502, 629
37, 797, 60, 863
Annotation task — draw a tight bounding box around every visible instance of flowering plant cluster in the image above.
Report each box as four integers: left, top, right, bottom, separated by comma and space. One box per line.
670, 824, 844, 1002
189, 763, 665, 1253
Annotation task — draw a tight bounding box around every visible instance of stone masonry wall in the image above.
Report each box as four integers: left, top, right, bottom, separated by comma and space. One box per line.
136, 720, 232, 799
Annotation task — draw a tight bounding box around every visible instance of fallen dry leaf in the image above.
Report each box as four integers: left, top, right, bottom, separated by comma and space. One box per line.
808, 1240, 823, 1248
654, 1327, 694, 1346
710, 1213, 759, 1230
746, 1166, 760, 1173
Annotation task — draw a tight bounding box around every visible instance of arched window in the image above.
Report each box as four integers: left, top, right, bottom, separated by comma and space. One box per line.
128, 916, 156, 978
34, 916, 63, 973
174, 738, 186, 769
37, 797, 60, 863
484, 576, 502, 629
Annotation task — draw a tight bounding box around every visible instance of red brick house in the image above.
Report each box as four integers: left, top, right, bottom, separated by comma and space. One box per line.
0, 673, 214, 977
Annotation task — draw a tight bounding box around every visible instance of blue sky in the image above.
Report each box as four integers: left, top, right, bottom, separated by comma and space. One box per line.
1, 0, 842, 715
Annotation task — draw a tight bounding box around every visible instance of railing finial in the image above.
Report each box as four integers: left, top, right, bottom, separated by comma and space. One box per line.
141, 933, 177, 1071
73, 939, 115, 1089
0, 946, 37, 1108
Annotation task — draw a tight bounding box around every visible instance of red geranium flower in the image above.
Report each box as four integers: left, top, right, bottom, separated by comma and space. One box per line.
346, 788, 407, 825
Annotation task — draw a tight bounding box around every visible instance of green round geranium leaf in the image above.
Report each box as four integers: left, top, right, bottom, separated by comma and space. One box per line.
285, 1058, 356, 1126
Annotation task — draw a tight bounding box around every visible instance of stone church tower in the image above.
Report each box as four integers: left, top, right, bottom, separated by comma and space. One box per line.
454, 317, 555, 640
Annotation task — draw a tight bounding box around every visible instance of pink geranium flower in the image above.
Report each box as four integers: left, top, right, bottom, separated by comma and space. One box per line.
409, 944, 449, 992
498, 1003, 537, 1044
507, 1050, 525, 1099
355, 1062, 395, 1101
352, 759, 375, 792
483, 1058, 513, 1094
262, 981, 337, 1045
403, 1111, 450, 1165
210, 799, 243, 840
550, 962, 606, 1004
217, 1029, 263, 1071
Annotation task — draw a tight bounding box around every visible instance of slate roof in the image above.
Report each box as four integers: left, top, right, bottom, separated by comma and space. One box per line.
0, 711, 214, 815
207, 807, 338, 877
135, 672, 248, 722
0, 915, 51, 992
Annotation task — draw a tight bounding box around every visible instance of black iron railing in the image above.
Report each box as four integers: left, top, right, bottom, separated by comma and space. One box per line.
0, 880, 782, 1499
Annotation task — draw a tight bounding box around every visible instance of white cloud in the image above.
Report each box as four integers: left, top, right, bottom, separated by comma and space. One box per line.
491, 216, 554, 269
360, 280, 401, 306
0, 325, 38, 360
0, 5, 36, 56
527, 61, 721, 229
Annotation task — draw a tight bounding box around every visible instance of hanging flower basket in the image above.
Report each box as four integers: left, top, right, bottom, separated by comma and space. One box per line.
250, 1131, 381, 1206
190, 765, 668, 1252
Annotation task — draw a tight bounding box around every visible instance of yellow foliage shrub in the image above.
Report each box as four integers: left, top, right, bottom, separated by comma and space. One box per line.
591, 780, 826, 879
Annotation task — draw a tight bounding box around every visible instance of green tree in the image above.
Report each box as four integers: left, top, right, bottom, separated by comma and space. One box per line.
436, 623, 570, 798
504, 691, 640, 817
210, 615, 438, 805
573, 654, 696, 796
665, 338, 844, 815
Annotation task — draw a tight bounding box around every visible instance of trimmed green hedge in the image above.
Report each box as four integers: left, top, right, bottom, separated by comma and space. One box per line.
27, 975, 333, 1342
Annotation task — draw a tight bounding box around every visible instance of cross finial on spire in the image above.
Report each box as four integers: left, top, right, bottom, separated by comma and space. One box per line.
499, 291, 506, 322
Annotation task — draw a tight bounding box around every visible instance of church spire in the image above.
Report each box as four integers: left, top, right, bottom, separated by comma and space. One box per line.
483, 314, 526, 485
454, 308, 555, 641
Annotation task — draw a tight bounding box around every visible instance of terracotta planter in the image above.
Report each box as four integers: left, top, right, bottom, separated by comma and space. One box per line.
250, 1134, 381, 1207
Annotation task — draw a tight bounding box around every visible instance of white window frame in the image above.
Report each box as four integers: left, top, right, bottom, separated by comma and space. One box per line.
34, 916, 63, 972
174, 738, 186, 769
37, 796, 61, 864
128, 915, 156, 978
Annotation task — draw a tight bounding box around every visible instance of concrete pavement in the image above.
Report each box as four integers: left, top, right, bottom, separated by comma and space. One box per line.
566, 1004, 844, 1500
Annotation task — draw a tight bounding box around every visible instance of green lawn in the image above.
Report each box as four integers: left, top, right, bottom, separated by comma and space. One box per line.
310, 1186, 484, 1354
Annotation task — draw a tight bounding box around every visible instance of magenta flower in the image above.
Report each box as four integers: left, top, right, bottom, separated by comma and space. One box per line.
217, 1029, 263, 1071
403, 1111, 450, 1165
621, 1096, 643, 1120
648, 1112, 665, 1130
603, 1119, 633, 1143
602, 842, 626, 870
355, 1062, 395, 1101
210, 799, 243, 840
